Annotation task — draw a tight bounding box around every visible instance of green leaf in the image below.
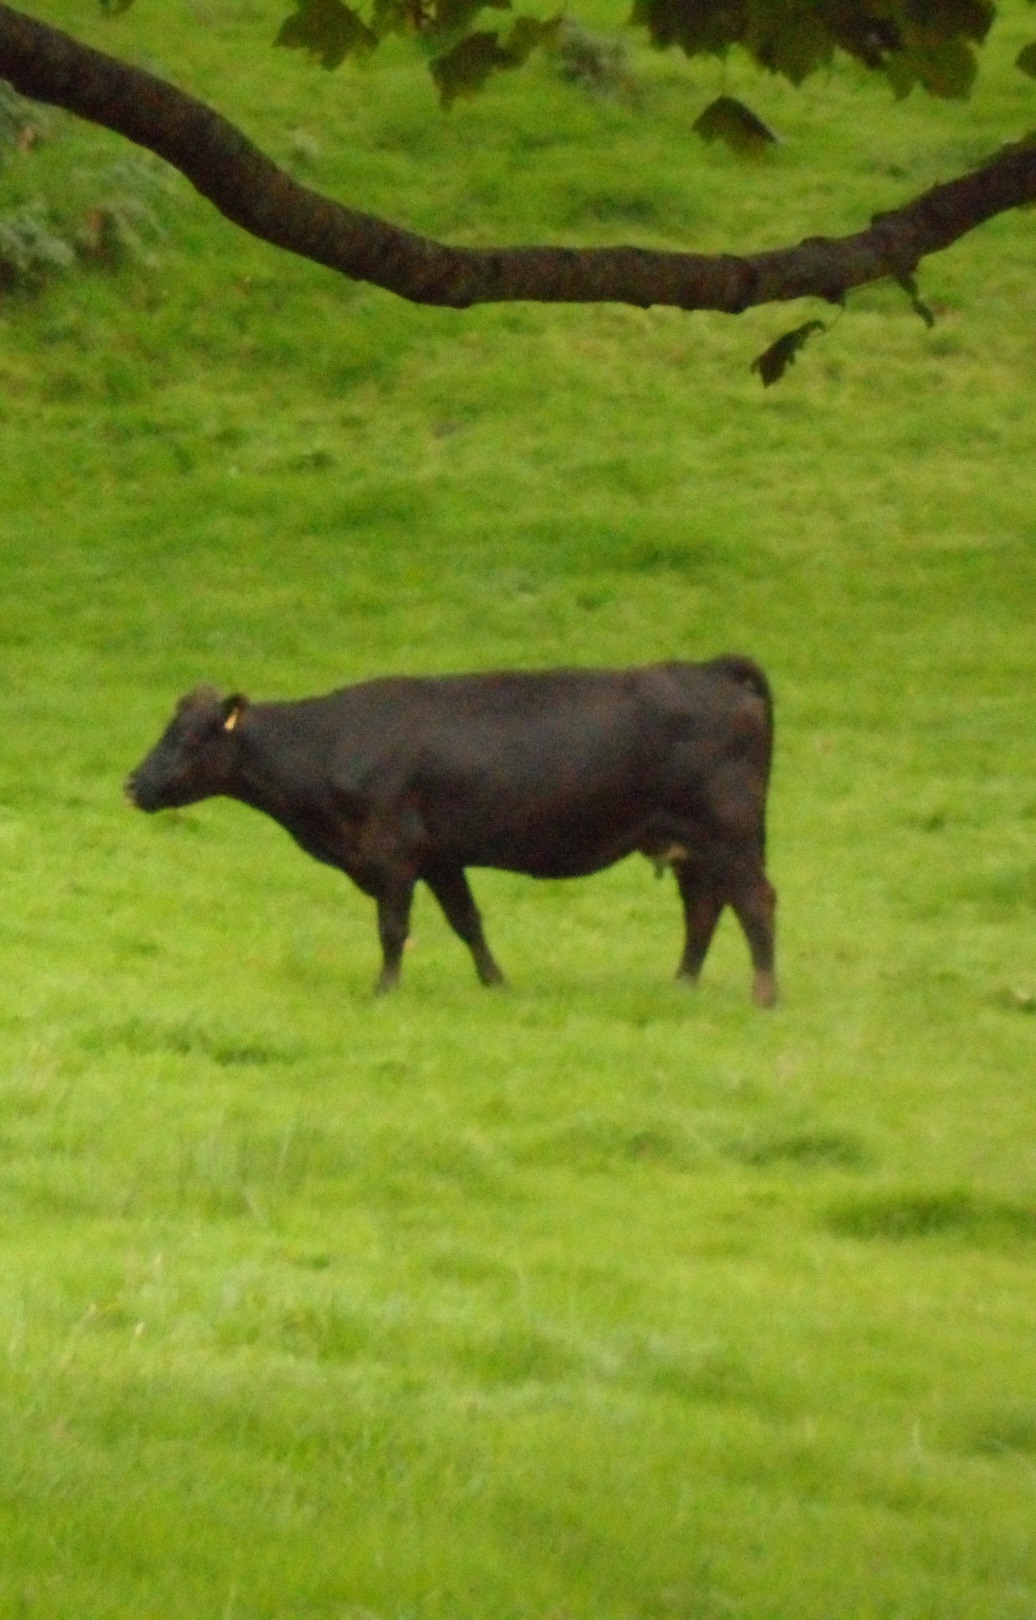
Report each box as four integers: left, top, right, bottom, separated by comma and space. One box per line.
431, 31, 514, 104
829, 11, 900, 73
369, 0, 413, 37
369, 0, 509, 39
910, 33, 978, 98
693, 96, 780, 156
503, 14, 561, 62
275, 0, 378, 69
433, 0, 510, 28
431, 16, 559, 106
628, 0, 736, 58
1016, 41, 1036, 77
752, 10, 834, 84
751, 320, 826, 387
893, 271, 935, 329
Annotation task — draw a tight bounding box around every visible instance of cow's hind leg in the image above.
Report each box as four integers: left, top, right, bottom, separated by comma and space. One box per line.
374, 879, 415, 994
424, 865, 505, 987
727, 859, 778, 1008
674, 859, 724, 984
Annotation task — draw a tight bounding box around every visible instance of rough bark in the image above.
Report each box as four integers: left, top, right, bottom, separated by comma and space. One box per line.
1, 1, 1033, 312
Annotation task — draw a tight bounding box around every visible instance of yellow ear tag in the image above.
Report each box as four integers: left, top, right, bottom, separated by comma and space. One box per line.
224, 709, 238, 732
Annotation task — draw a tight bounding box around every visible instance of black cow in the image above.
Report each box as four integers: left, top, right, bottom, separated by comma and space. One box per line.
126, 657, 777, 1004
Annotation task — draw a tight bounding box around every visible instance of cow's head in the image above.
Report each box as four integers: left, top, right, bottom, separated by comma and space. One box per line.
126, 685, 248, 811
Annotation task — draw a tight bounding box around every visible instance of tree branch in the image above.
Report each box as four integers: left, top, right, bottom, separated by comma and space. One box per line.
1, 1, 1033, 312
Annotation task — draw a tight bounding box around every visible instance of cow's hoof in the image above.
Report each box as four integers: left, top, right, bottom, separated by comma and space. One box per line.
752, 970, 778, 1009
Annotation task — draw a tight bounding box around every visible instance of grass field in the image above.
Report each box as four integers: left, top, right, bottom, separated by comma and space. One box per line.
1, 2, 1035, 1615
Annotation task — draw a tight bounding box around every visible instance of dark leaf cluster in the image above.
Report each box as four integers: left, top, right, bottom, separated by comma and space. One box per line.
269, 0, 1033, 154
276, 0, 377, 69
275, 0, 558, 104
751, 318, 826, 385
90, 0, 1035, 112
2, 0, 1035, 387
628, 0, 995, 99
893, 269, 935, 327
693, 94, 779, 155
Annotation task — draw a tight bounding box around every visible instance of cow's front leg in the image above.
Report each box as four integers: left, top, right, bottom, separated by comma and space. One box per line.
424, 864, 505, 987
373, 879, 415, 994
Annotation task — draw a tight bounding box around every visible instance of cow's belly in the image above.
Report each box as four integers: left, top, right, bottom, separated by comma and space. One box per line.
438, 804, 649, 879
479, 841, 636, 880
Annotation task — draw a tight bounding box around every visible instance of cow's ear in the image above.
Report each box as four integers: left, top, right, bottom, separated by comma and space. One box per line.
222, 693, 248, 732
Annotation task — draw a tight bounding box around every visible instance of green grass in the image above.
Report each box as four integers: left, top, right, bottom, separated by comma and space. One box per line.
1, 2, 1035, 1615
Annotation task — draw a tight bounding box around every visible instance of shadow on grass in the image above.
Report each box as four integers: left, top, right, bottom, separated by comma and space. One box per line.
220, 1297, 382, 1363
515, 1115, 701, 1173
630, 1342, 785, 1414
730, 1127, 869, 1171
456, 1322, 585, 1386
826, 1188, 1036, 1247
962, 1403, 1036, 1459
79, 1016, 308, 1068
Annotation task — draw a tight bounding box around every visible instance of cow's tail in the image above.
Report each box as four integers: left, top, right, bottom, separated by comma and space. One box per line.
715, 654, 774, 789
716, 655, 772, 724
708, 655, 774, 859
